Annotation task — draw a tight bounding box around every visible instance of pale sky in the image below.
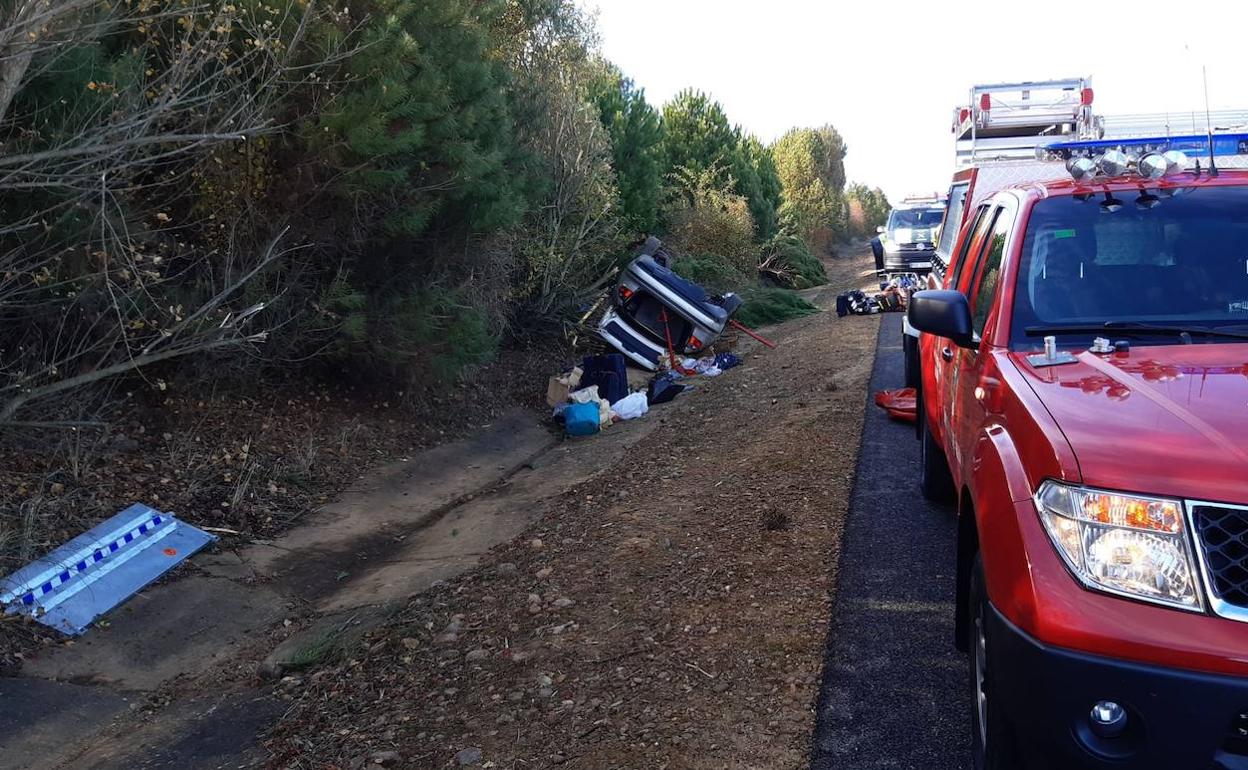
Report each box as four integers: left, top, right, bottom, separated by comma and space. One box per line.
587, 0, 1248, 202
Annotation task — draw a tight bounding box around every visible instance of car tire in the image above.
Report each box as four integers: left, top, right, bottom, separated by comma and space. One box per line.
969, 555, 1021, 770
919, 413, 956, 503
903, 332, 919, 390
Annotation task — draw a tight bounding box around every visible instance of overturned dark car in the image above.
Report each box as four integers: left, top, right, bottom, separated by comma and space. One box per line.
597, 239, 742, 371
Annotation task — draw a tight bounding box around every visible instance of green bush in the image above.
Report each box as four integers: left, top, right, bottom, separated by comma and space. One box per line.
338, 286, 499, 386
672, 254, 748, 294
735, 287, 819, 327
314, 0, 528, 241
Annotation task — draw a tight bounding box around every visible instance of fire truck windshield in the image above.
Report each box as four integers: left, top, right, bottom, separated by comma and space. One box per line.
1010, 185, 1248, 346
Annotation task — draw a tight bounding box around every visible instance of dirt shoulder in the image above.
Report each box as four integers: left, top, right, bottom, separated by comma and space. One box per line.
0, 333, 570, 669
265, 251, 882, 769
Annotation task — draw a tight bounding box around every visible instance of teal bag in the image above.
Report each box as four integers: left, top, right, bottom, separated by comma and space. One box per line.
564, 402, 600, 436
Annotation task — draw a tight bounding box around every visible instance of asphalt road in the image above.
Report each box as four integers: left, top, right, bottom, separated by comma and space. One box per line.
811, 312, 971, 770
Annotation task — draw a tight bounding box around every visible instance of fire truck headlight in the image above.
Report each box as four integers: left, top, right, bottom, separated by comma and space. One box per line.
1035, 480, 1203, 612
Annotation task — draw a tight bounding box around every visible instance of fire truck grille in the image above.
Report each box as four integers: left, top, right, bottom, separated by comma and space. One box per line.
1191, 504, 1248, 609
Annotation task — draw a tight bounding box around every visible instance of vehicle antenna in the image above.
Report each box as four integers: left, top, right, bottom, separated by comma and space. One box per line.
1203, 65, 1218, 177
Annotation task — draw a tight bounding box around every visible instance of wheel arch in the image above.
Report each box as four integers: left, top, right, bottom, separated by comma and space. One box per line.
957, 423, 1046, 649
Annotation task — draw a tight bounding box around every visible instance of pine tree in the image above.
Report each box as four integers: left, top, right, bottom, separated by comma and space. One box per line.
772, 127, 841, 252
661, 90, 778, 238
315, 0, 528, 243
733, 133, 782, 239
590, 62, 664, 234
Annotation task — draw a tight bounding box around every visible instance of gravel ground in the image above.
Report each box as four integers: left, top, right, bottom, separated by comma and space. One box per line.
263, 253, 885, 769
810, 312, 971, 770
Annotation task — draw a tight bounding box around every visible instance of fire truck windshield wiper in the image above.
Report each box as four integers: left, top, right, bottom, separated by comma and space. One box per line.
1025, 322, 1248, 342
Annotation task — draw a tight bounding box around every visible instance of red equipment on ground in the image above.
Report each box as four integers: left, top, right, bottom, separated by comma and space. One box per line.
873, 388, 916, 423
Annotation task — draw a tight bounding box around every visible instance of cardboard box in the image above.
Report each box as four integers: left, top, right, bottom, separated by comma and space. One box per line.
545, 366, 583, 408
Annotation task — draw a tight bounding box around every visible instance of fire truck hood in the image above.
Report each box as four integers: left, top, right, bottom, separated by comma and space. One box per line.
1011, 343, 1248, 505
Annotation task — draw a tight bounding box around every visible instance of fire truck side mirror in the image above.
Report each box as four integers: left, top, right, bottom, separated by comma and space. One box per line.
909, 290, 974, 348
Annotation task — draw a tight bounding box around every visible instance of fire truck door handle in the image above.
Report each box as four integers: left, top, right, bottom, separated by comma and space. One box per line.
941, 347, 954, 362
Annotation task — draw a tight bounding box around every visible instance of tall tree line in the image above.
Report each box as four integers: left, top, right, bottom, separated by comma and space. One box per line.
0, 0, 887, 425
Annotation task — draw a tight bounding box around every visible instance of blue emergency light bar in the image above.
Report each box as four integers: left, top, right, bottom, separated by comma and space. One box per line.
1042, 132, 1248, 160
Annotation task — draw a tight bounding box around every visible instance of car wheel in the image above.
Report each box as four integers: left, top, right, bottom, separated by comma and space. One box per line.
919, 414, 956, 503
969, 554, 1020, 770
903, 333, 919, 390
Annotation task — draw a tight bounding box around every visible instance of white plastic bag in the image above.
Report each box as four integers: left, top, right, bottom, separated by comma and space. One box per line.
610, 392, 649, 421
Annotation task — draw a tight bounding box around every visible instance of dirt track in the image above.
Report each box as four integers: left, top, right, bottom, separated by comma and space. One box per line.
265, 252, 882, 769
1, 251, 886, 770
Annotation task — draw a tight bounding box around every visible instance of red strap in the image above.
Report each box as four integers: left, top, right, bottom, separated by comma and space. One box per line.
728, 319, 776, 348
659, 310, 698, 375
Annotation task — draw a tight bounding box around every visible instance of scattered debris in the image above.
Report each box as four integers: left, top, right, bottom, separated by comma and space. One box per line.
545, 366, 583, 408
836, 289, 882, 316
552, 345, 748, 437
610, 392, 649, 421
563, 402, 601, 436
580, 354, 628, 406
647, 371, 686, 405
838, 273, 920, 317
0, 503, 216, 635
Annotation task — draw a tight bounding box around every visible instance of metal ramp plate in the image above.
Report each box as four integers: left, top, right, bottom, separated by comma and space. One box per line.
0, 504, 215, 635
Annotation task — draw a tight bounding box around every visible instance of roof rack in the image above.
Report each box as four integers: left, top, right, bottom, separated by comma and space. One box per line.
954, 78, 1100, 166
1097, 110, 1248, 139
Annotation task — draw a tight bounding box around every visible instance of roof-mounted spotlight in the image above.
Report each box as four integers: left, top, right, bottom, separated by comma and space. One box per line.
1097, 150, 1131, 177
1139, 153, 1170, 180
1162, 150, 1190, 172
1067, 156, 1097, 181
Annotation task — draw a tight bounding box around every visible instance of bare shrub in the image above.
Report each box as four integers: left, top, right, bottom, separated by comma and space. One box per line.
664, 166, 757, 275
0, 2, 347, 427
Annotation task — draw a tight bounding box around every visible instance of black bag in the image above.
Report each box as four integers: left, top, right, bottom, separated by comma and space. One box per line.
647, 372, 685, 405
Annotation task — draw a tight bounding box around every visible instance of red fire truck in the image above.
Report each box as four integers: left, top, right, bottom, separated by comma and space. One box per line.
910, 119, 1248, 770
